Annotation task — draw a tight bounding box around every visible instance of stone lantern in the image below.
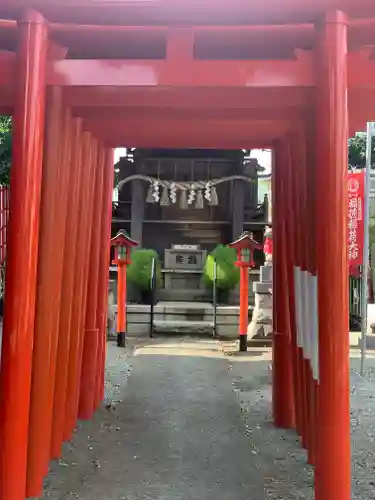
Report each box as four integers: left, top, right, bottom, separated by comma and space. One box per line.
248, 226, 273, 339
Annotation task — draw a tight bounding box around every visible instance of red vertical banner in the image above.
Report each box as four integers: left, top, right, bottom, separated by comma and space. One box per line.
348, 171, 365, 268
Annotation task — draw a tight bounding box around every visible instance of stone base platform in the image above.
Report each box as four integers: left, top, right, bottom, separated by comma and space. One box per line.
109, 302, 253, 339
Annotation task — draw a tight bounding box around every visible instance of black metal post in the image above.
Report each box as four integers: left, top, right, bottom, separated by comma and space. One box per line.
149, 257, 156, 338
213, 258, 217, 337
117, 332, 126, 348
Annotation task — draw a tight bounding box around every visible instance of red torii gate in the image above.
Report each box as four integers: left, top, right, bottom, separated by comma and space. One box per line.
0, 1, 374, 499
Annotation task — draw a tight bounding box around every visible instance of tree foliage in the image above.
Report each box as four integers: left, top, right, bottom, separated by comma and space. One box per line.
348, 133, 375, 168
0, 116, 12, 185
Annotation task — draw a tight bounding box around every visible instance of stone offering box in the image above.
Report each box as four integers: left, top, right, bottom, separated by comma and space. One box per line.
164, 245, 207, 271
163, 245, 207, 293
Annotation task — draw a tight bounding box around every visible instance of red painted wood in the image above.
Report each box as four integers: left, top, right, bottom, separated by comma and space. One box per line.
45, 106, 73, 462
298, 145, 314, 458
305, 119, 320, 471
0, 19, 16, 29
315, 10, 350, 500
26, 87, 67, 498
86, 118, 288, 134
103, 137, 274, 150
85, 119, 289, 148
0, 50, 364, 135
283, 138, 303, 439
0, 54, 312, 88
2, 0, 375, 27
0, 10, 48, 500
50, 117, 83, 458
0, 51, 15, 87
79, 147, 104, 420
0, 6, 362, 500
76, 106, 302, 122
49, 58, 313, 88
306, 128, 318, 467
95, 148, 114, 408
272, 140, 295, 430
239, 265, 249, 337
117, 264, 127, 333
2, 16, 375, 51
73, 138, 99, 426
292, 131, 310, 451
64, 133, 97, 439
298, 130, 316, 465
0, 51, 352, 90
64, 87, 311, 110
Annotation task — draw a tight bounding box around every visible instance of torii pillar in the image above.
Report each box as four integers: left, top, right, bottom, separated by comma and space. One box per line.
272, 142, 295, 430
315, 10, 350, 500
0, 10, 48, 500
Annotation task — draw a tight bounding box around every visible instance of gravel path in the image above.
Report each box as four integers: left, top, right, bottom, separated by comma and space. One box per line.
36, 338, 375, 500
225, 343, 375, 500
349, 352, 375, 499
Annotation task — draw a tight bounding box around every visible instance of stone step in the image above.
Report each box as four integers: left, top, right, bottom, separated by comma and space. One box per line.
153, 320, 214, 335
156, 301, 213, 312
156, 288, 212, 303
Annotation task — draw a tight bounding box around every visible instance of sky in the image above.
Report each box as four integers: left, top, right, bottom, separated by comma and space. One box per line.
250, 149, 272, 175
114, 148, 127, 165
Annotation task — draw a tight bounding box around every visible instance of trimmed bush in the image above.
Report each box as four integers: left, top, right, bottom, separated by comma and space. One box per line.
203, 244, 240, 291
127, 248, 162, 291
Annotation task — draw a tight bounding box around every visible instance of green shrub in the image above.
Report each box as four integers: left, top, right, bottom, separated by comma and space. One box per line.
127, 248, 162, 291
203, 245, 240, 291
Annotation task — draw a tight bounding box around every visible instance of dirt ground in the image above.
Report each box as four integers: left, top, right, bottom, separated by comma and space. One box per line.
35, 337, 375, 500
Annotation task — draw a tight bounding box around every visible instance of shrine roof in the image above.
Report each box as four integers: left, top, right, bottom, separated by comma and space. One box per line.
1, 0, 375, 26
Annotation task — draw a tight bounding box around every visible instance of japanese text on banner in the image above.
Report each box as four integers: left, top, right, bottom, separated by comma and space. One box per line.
348, 171, 365, 267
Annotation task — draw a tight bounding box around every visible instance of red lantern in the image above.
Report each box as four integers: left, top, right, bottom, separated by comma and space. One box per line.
110, 230, 138, 347
229, 231, 263, 269
229, 232, 262, 351
111, 230, 138, 266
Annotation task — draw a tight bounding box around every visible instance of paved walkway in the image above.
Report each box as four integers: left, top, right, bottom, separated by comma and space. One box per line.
40, 339, 265, 499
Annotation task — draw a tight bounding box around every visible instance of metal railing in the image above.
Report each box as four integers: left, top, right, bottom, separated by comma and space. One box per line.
349, 275, 362, 317
349, 274, 363, 331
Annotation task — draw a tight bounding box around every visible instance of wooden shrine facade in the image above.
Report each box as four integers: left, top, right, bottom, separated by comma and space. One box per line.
114, 149, 267, 253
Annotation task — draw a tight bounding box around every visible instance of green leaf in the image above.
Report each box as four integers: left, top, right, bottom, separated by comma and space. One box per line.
203, 245, 240, 291
127, 248, 162, 291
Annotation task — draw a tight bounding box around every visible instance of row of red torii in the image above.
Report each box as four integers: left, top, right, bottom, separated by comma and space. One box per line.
0, 5, 365, 500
